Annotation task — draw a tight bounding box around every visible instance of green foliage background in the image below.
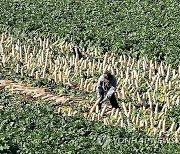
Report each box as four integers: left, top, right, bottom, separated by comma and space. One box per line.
0, 1, 180, 153
0, 0, 179, 66
0, 90, 179, 153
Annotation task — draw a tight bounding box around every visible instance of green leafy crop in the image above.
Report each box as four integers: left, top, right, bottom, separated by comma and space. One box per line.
0, 0, 179, 66
0, 90, 180, 153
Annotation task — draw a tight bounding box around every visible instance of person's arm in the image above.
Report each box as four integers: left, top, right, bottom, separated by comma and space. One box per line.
96, 75, 104, 98
103, 76, 117, 100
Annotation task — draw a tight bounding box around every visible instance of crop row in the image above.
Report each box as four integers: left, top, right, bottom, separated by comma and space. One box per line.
0, 0, 179, 65
0, 33, 179, 141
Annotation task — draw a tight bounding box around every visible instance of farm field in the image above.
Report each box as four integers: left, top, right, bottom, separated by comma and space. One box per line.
1, 89, 179, 153
0, 0, 180, 66
0, 0, 180, 153
0, 33, 180, 153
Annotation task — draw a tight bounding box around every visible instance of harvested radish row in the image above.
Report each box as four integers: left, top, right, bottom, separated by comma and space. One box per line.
0, 33, 179, 142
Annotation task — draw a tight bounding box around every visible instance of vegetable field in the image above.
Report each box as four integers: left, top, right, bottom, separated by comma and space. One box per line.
0, 0, 180, 153
1, 90, 179, 153
0, 33, 180, 153
0, 0, 180, 66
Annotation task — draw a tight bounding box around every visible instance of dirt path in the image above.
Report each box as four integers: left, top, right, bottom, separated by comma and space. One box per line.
0, 79, 85, 109
0, 79, 114, 121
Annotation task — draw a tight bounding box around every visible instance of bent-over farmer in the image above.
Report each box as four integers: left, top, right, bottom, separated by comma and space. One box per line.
96, 71, 119, 109
70, 43, 83, 60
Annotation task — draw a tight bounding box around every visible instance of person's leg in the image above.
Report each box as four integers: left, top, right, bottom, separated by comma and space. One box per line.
98, 91, 104, 110
109, 93, 119, 108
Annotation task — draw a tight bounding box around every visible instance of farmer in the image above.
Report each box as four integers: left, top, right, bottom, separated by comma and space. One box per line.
96, 71, 119, 109
70, 43, 83, 60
